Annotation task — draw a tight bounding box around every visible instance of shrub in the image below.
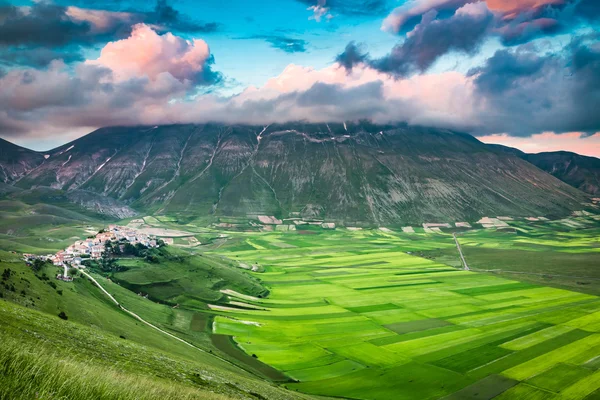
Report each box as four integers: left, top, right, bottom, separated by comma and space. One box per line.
2, 268, 11, 281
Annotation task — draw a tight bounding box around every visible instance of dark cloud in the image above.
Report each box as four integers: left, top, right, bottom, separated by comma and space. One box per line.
375, 7, 492, 76
0, 0, 218, 51
498, 18, 562, 46
251, 35, 308, 53
149, 0, 220, 33
469, 36, 600, 136
339, 5, 493, 77
298, 0, 390, 16
0, 3, 95, 47
467, 49, 547, 93
199, 55, 223, 85
0, 48, 84, 68
335, 42, 369, 70
573, 0, 600, 21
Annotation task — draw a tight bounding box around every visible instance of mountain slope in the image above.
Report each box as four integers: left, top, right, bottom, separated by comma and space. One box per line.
524, 151, 600, 196
0, 138, 45, 184
1, 123, 592, 224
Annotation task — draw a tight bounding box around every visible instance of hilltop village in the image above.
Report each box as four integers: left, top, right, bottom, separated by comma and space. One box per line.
24, 225, 159, 280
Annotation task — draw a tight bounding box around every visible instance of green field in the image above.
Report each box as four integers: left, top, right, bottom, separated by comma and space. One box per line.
202, 223, 600, 399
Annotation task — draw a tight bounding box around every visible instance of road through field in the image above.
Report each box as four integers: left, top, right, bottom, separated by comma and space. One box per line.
453, 233, 470, 270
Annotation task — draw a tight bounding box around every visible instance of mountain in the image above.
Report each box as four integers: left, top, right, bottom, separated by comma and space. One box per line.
523, 151, 600, 196
0, 138, 45, 184
0, 123, 591, 224
488, 145, 600, 196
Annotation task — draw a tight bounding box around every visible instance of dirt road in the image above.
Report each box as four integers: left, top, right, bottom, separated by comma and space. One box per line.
453, 233, 470, 271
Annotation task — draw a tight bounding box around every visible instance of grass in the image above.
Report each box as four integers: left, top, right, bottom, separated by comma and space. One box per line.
107, 246, 269, 306
0, 336, 229, 400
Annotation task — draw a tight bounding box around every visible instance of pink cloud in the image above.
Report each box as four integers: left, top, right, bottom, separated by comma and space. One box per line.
88, 24, 212, 83
486, 0, 565, 20
479, 132, 600, 157
382, 0, 565, 34
65, 6, 135, 34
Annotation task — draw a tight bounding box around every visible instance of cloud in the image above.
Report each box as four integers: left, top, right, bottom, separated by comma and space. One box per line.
251, 35, 308, 53
382, 0, 474, 33
383, 0, 568, 34
147, 0, 220, 33
0, 57, 476, 142
467, 47, 546, 92
375, 0, 579, 73
0, 17, 597, 151
0, 3, 100, 47
344, 3, 493, 76
306, 1, 334, 22
0, 0, 218, 60
0, 47, 84, 68
468, 35, 600, 136
339, 0, 596, 79
299, 0, 389, 16
335, 42, 370, 70
486, 0, 566, 20
87, 24, 220, 84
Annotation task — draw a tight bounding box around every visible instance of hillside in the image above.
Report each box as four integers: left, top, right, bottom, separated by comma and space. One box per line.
0, 249, 302, 400
0, 123, 592, 224
0, 138, 44, 184
524, 151, 600, 196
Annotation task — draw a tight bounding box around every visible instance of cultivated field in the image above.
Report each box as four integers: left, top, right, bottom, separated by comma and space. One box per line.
207, 226, 600, 399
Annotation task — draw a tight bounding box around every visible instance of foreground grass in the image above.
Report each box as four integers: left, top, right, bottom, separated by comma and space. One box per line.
0, 336, 229, 400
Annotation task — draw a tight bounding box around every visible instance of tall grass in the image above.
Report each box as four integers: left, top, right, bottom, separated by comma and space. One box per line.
0, 337, 230, 400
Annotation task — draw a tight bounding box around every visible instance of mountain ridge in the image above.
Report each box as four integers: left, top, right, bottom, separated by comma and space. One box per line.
1, 123, 592, 224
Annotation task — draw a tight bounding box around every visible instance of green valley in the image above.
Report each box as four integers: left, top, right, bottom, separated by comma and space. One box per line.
3, 210, 599, 399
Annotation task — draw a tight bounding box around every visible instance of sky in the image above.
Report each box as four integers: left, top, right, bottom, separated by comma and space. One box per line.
0, 0, 599, 156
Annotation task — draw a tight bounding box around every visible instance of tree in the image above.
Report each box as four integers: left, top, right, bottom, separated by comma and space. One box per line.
2, 268, 11, 281
58, 311, 68, 320
31, 259, 45, 273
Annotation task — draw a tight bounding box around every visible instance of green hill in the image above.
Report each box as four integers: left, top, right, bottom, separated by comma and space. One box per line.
0, 249, 304, 400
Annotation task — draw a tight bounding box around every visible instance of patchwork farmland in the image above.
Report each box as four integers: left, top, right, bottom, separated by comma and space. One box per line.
209, 228, 600, 400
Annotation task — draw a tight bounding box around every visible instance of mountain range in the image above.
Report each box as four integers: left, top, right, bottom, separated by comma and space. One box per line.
0, 123, 596, 224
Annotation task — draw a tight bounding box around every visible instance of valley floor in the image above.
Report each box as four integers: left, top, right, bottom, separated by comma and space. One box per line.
204, 219, 600, 399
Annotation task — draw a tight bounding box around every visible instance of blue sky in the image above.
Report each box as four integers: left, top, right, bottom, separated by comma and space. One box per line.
0, 0, 599, 155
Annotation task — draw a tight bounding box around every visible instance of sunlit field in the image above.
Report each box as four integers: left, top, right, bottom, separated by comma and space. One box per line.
204, 220, 600, 399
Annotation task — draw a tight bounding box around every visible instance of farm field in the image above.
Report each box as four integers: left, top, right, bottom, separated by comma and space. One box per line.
206, 223, 600, 400
420, 218, 600, 296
